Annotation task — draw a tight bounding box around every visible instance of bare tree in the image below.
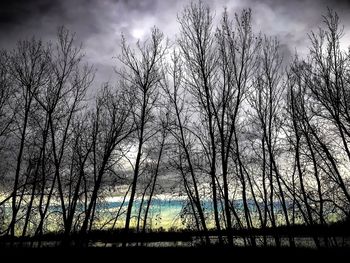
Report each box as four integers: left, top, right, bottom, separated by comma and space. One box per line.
0, 51, 14, 144
303, 9, 350, 207
286, 63, 324, 247
118, 27, 168, 243
177, 2, 222, 244
29, 27, 94, 238
216, 8, 261, 245
6, 38, 51, 237
161, 50, 211, 243
80, 85, 133, 235
248, 36, 297, 247
0, 51, 16, 214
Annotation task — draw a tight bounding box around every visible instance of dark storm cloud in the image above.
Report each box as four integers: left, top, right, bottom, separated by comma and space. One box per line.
0, 0, 349, 88
0, 0, 100, 47
0, 0, 63, 27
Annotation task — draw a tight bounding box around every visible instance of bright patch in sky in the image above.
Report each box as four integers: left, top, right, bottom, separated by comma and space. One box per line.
131, 28, 145, 39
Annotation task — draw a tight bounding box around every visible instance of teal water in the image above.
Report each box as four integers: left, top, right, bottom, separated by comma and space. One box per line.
0, 197, 290, 231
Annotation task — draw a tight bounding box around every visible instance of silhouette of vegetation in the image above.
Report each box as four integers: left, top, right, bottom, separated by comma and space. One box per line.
0, 1, 350, 251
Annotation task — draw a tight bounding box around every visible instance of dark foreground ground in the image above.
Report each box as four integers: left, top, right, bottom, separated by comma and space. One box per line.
2, 222, 350, 262
1, 246, 349, 262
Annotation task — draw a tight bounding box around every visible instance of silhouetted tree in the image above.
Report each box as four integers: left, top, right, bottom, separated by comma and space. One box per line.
118, 27, 168, 244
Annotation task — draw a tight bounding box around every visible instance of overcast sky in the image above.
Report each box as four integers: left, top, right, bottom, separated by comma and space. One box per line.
1, 0, 350, 89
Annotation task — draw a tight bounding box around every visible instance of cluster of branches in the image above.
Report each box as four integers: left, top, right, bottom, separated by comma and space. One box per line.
0, 1, 350, 248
